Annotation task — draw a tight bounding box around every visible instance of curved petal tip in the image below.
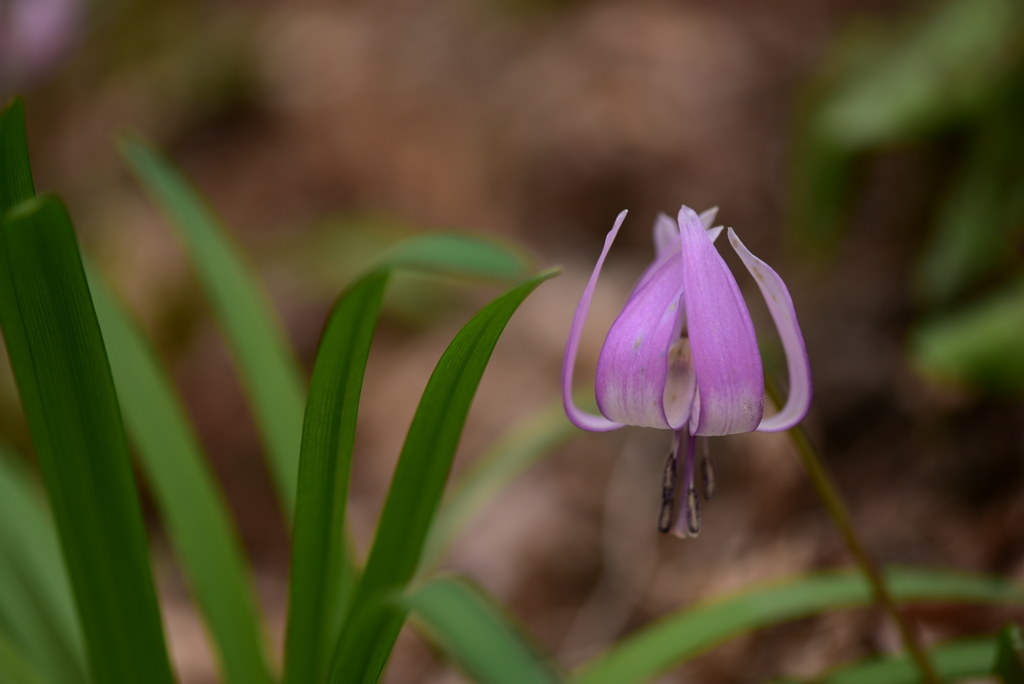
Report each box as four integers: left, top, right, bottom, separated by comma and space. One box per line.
562, 212, 628, 432
727, 228, 812, 432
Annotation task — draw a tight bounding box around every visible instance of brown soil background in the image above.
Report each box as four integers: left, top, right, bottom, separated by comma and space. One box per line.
9, 0, 1024, 681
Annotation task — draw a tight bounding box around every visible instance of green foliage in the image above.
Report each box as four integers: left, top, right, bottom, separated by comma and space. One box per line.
405, 578, 564, 684
572, 568, 1024, 684
88, 267, 274, 684
0, 447, 86, 684
284, 269, 389, 684
419, 400, 580, 575
773, 637, 998, 684
995, 624, 1024, 684
0, 99, 174, 684
792, 0, 1024, 395
120, 136, 309, 518
911, 276, 1024, 393
326, 269, 557, 684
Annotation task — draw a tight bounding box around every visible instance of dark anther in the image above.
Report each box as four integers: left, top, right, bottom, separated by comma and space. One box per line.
657, 498, 674, 533
661, 449, 677, 502
686, 487, 701, 536
658, 450, 677, 533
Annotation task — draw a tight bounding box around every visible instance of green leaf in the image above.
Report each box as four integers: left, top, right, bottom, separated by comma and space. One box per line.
419, 400, 581, 575
813, 0, 1023, 150
284, 269, 390, 684
405, 577, 564, 684
914, 90, 1024, 306
810, 637, 996, 684
119, 136, 308, 517
0, 98, 35, 215
0, 195, 175, 684
0, 445, 86, 684
995, 624, 1024, 684
376, 233, 534, 283
911, 276, 1024, 394
326, 269, 559, 684
88, 265, 274, 684
0, 627, 48, 684
572, 567, 1024, 684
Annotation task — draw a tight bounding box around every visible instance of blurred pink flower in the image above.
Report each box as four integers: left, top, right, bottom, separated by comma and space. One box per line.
1, 0, 81, 91
563, 206, 812, 536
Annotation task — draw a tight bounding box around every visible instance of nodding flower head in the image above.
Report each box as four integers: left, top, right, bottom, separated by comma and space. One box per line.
562, 206, 812, 537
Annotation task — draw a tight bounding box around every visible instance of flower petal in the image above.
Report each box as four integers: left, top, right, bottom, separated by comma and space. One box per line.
595, 253, 688, 428
699, 206, 719, 230
562, 211, 628, 432
654, 212, 680, 258
706, 225, 724, 244
727, 229, 812, 432
678, 207, 764, 436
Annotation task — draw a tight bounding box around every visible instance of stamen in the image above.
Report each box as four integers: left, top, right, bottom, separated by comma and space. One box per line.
658, 449, 677, 533
657, 497, 674, 534
686, 487, 701, 536
670, 431, 697, 539
700, 438, 716, 501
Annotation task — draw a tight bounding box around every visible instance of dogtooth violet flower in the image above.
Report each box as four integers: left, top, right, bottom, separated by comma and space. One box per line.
563, 205, 812, 538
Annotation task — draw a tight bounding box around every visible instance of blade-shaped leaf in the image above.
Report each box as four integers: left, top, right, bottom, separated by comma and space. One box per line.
0, 627, 48, 684
911, 276, 1024, 394
419, 400, 581, 575
995, 624, 1024, 684
0, 98, 34, 214
284, 269, 390, 684
405, 577, 564, 684
0, 446, 86, 684
327, 269, 559, 684
119, 137, 308, 517
88, 265, 274, 684
572, 567, 1024, 684
0, 195, 175, 684
1, 99, 174, 684
377, 233, 534, 282
819, 637, 995, 684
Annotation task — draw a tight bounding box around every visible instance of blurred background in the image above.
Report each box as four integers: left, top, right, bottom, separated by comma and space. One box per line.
3, 0, 1024, 681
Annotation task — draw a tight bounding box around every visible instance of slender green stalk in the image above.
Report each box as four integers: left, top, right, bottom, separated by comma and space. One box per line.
764, 377, 940, 684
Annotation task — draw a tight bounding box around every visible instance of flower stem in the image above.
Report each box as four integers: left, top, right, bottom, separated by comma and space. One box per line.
764, 376, 940, 684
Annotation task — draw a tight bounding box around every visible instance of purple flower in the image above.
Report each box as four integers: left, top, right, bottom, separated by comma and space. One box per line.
562, 206, 812, 537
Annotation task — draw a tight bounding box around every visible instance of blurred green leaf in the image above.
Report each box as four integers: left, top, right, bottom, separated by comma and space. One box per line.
773, 636, 997, 684
284, 269, 389, 684
88, 265, 274, 684
0, 195, 175, 684
419, 400, 581, 575
995, 624, 1024, 684
911, 276, 1024, 393
791, 0, 1024, 244
405, 577, 564, 684
119, 136, 307, 518
0, 99, 34, 214
572, 567, 1024, 684
915, 89, 1024, 305
327, 269, 559, 684
0, 446, 86, 684
2, 99, 174, 684
0, 628, 48, 684
815, 0, 1023, 150
377, 233, 533, 283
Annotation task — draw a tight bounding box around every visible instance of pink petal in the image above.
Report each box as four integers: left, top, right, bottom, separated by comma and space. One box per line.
678, 207, 764, 436
595, 253, 689, 428
727, 229, 812, 432
562, 212, 628, 432
699, 206, 719, 230
653, 212, 680, 259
